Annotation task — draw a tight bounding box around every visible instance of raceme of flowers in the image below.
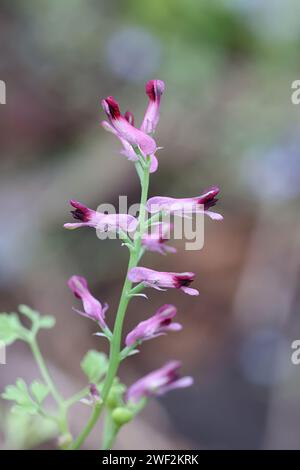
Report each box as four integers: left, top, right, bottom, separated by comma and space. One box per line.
0, 79, 222, 451
64, 79, 222, 433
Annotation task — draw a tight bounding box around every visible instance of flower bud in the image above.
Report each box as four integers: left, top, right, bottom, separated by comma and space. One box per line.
58, 432, 73, 449
112, 407, 134, 426
106, 383, 126, 409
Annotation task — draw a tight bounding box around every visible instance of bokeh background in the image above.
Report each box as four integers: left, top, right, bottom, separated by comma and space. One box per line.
1, 0, 300, 450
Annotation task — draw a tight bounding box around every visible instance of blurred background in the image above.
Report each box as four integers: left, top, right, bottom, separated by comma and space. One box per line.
1, 0, 300, 450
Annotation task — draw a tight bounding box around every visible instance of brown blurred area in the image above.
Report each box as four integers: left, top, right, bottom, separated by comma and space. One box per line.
1, 0, 300, 449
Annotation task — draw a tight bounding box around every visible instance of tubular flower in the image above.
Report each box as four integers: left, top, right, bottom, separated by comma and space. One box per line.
141, 222, 176, 255
141, 79, 165, 134
146, 186, 223, 220
101, 96, 158, 173
102, 96, 156, 156
125, 304, 181, 347
128, 267, 199, 296
68, 275, 108, 330
101, 119, 158, 173
64, 200, 138, 233
81, 384, 102, 406
101, 81, 164, 173
126, 361, 193, 403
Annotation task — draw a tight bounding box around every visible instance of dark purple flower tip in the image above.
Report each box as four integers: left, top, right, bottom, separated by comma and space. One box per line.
146, 79, 165, 101
197, 186, 220, 210
89, 383, 101, 402
124, 111, 135, 126
165, 360, 181, 380
173, 273, 195, 289
69, 200, 91, 222
159, 317, 172, 327
102, 96, 121, 119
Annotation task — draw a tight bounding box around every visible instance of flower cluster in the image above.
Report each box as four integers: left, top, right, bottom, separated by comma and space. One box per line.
0, 79, 222, 451
63, 79, 222, 447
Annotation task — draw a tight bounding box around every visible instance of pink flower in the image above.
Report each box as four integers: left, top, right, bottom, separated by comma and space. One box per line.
89, 384, 101, 402
101, 84, 163, 173
102, 96, 156, 155
125, 304, 182, 347
81, 384, 102, 406
101, 96, 159, 172
101, 120, 139, 162
64, 200, 138, 233
126, 361, 193, 403
68, 275, 108, 330
146, 186, 223, 220
142, 222, 176, 255
128, 267, 199, 296
141, 79, 165, 134
101, 119, 158, 173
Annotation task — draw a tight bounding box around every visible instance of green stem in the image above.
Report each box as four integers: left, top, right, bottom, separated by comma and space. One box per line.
65, 387, 89, 408
30, 338, 69, 436
127, 282, 146, 297
119, 342, 139, 361
102, 410, 119, 450
30, 338, 63, 406
70, 161, 151, 450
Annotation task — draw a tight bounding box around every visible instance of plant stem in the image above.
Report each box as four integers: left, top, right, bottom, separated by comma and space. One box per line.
30, 338, 63, 406
102, 410, 119, 450
65, 387, 89, 408
30, 338, 69, 436
70, 161, 151, 450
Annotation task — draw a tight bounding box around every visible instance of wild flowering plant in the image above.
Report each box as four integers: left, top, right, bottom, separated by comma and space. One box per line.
0, 80, 222, 450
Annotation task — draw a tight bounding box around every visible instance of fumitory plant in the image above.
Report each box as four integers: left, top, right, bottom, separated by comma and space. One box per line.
0, 80, 222, 450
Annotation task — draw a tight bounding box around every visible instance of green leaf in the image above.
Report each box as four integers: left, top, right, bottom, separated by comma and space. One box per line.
80, 350, 108, 383
2, 379, 32, 406
11, 404, 38, 416
16, 378, 28, 394
0, 313, 24, 345
18, 305, 39, 322
18, 305, 56, 332
2, 384, 27, 404
39, 316, 56, 329
30, 381, 49, 404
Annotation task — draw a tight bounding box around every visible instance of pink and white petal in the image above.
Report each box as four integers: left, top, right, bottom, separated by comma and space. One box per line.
149, 154, 158, 173
163, 245, 177, 254
144, 282, 167, 291
180, 286, 199, 296
128, 267, 152, 282
64, 222, 87, 230
204, 210, 223, 221
101, 120, 118, 135
157, 376, 194, 395
164, 322, 182, 332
